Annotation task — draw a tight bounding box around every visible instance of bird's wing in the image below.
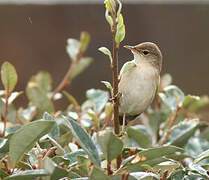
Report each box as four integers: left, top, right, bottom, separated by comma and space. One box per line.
119, 60, 136, 80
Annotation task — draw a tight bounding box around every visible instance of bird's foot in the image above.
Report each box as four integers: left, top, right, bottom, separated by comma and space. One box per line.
109, 92, 122, 102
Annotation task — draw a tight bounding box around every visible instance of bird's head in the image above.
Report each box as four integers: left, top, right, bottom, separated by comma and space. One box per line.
124, 42, 163, 72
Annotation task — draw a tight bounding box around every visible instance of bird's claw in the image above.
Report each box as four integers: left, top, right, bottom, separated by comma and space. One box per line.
109, 92, 122, 102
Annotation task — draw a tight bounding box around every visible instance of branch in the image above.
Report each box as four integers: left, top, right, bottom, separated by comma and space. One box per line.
111, 6, 121, 169
51, 52, 82, 100
160, 107, 181, 146
2, 91, 10, 137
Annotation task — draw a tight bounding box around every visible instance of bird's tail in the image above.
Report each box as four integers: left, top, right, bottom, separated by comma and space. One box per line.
119, 114, 140, 125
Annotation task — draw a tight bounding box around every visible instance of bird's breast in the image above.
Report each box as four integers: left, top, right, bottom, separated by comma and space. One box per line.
118, 64, 159, 115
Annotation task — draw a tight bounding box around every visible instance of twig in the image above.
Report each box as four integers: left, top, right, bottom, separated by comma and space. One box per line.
107, 161, 112, 175
161, 170, 168, 180
111, 5, 122, 169
42, 147, 57, 160
51, 52, 82, 100
2, 90, 10, 137
160, 107, 181, 146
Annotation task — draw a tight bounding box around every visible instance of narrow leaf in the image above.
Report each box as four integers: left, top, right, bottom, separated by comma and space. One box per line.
194, 149, 209, 164
4, 170, 49, 180
79, 31, 90, 53
129, 172, 159, 180
115, 14, 125, 43
9, 120, 55, 164
63, 91, 79, 107
105, 9, 113, 28
63, 116, 101, 167
72, 57, 93, 79
98, 47, 113, 64
101, 81, 113, 93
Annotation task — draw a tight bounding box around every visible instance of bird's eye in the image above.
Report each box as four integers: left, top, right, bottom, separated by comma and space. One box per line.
142, 50, 149, 55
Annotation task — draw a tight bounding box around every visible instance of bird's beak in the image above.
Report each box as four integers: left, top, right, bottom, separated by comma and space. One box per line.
123, 45, 135, 50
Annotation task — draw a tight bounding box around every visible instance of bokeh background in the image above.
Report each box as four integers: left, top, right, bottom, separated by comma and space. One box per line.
0, 0, 209, 112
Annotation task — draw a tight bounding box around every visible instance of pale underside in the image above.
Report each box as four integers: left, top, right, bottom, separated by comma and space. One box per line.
118, 61, 159, 115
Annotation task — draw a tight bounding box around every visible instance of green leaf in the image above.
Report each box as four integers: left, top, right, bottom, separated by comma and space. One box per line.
0, 91, 22, 104
115, 14, 125, 43
188, 95, 209, 112
160, 73, 172, 89
56, 131, 73, 148
63, 91, 79, 107
31, 71, 52, 93
0, 169, 9, 179
182, 95, 200, 107
101, 81, 113, 93
43, 112, 59, 140
64, 149, 87, 166
137, 145, 183, 161
185, 137, 209, 159
79, 31, 90, 53
183, 173, 205, 180
1, 61, 18, 93
125, 157, 168, 172
86, 89, 109, 113
147, 112, 167, 141
119, 60, 136, 77
9, 120, 55, 164
90, 166, 111, 180
167, 168, 185, 180
194, 149, 209, 164
116, 0, 122, 17
63, 116, 101, 167
105, 9, 113, 28
26, 82, 54, 115
159, 85, 185, 112
66, 38, 80, 60
44, 157, 68, 180
125, 146, 183, 172
165, 119, 200, 147
129, 172, 159, 180
71, 155, 90, 177
104, 0, 113, 14
127, 126, 152, 148
97, 130, 123, 161
17, 106, 36, 124
72, 57, 93, 79
98, 47, 113, 64
4, 170, 49, 180
0, 138, 9, 154
189, 163, 209, 178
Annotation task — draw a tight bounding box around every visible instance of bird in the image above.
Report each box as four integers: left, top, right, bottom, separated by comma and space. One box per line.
118, 42, 163, 125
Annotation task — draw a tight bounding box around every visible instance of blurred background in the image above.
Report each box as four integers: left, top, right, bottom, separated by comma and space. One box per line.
0, 0, 209, 111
